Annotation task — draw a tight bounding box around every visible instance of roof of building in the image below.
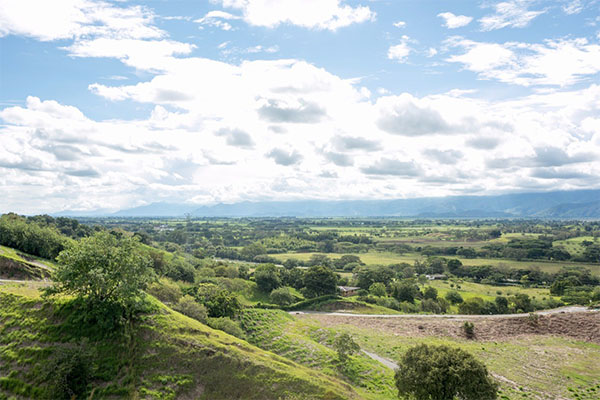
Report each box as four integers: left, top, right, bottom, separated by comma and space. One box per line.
337, 286, 361, 292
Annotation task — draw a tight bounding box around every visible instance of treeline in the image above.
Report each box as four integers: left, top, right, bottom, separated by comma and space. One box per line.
0, 214, 72, 259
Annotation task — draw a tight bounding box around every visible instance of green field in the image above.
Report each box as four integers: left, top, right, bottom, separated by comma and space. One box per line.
271, 251, 600, 275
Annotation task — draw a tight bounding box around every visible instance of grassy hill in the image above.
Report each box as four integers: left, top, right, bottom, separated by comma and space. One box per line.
0, 246, 54, 280
0, 283, 360, 400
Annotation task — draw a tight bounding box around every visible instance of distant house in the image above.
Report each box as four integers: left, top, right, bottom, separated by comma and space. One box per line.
338, 286, 361, 297
425, 274, 447, 280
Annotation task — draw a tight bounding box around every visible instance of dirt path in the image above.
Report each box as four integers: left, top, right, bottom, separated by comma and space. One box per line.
361, 349, 398, 370
291, 305, 594, 319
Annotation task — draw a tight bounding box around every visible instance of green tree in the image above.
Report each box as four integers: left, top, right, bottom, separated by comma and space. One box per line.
270, 286, 296, 306
334, 333, 360, 364
423, 286, 438, 300
303, 265, 338, 298
369, 282, 387, 297
391, 281, 420, 303
47, 231, 154, 311
444, 290, 463, 304
254, 263, 282, 293
395, 344, 497, 400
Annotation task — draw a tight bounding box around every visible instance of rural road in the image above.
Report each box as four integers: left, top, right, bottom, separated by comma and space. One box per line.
291, 306, 597, 319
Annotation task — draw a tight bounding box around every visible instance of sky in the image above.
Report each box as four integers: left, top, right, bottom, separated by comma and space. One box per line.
1, 0, 600, 214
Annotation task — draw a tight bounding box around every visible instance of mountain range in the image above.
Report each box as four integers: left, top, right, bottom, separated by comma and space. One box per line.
52, 189, 600, 218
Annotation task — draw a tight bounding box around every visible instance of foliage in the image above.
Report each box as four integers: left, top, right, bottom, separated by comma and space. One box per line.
43, 342, 93, 400
174, 295, 208, 322
270, 286, 296, 306
369, 282, 387, 297
391, 281, 420, 303
0, 213, 70, 260
333, 333, 360, 365
254, 263, 282, 293
422, 286, 438, 300
46, 231, 154, 321
463, 321, 475, 339
303, 265, 338, 298
206, 317, 246, 339
187, 283, 242, 318
395, 344, 497, 400
444, 290, 463, 304
146, 278, 182, 304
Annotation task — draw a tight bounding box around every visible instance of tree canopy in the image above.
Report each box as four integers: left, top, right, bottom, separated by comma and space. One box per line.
395, 344, 497, 400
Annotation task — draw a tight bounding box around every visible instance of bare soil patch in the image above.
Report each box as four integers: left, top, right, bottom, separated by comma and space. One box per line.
298, 311, 600, 343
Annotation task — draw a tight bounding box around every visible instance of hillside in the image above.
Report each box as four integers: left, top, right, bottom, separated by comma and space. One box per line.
0, 283, 359, 400
0, 246, 53, 280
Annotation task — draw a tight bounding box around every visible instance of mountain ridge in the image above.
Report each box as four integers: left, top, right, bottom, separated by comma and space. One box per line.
52, 189, 600, 218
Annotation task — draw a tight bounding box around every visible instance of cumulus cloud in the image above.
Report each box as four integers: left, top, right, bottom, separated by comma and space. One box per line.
423, 149, 463, 165
387, 36, 412, 63
446, 37, 600, 86
361, 158, 421, 177
332, 135, 380, 151
376, 94, 451, 136
437, 12, 472, 29
479, 0, 545, 31
217, 0, 375, 31
266, 148, 303, 165
195, 10, 241, 31
215, 128, 255, 148
258, 99, 327, 123
323, 151, 354, 167
0, 0, 163, 41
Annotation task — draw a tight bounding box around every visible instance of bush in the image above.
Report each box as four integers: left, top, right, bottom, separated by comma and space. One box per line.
174, 295, 208, 322
146, 278, 182, 304
445, 290, 463, 304
369, 282, 387, 297
334, 333, 360, 364
166, 258, 196, 283
44, 343, 93, 400
206, 317, 245, 339
270, 286, 296, 306
463, 321, 475, 339
423, 286, 438, 300
395, 344, 497, 400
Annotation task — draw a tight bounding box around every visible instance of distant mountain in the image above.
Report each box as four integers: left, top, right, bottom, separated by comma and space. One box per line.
53, 189, 600, 218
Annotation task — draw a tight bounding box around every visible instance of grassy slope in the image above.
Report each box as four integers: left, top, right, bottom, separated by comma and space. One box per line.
239, 309, 397, 400
0, 246, 54, 280
317, 319, 600, 400
0, 283, 359, 400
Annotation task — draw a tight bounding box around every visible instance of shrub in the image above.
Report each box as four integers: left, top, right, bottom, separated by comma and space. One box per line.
369, 282, 387, 297
423, 286, 438, 300
270, 286, 296, 306
174, 295, 208, 322
463, 321, 475, 339
44, 343, 93, 400
146, 278, 182, 304
334, 333, 360, 364
395, 344, 497, 400
206, 317, 245, 339
445, 290, 463, 304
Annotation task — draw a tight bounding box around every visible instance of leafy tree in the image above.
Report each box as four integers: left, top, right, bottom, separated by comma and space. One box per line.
391, 281, 420, 303
444, 290, 463, 304
494, 296, 509, 314
303, 265, 338, 298
423, 286, 438, 300
395, 344, 497, 400
270, 286, 296, 306
254, 263, 282, 293
355, 265, 395, 289
333, 255, 363, 269
369, 282, 387, 297
334, 333, 360, 364
47, 231, 154, 312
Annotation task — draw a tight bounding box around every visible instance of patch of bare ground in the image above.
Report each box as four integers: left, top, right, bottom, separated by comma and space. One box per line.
298, 311, 600, 343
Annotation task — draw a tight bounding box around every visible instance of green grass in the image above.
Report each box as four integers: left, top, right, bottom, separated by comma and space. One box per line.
0, 246, 54, 280
428, 280, 556, 303
0, 283, 361, 399
271, 251, 600, 275
239, 309, 397, 400
308, 319, 600, 400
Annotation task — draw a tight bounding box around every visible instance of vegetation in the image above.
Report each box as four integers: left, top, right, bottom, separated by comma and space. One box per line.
395, 344, 498, 400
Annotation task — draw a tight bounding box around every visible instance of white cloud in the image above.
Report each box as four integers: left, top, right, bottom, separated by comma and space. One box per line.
0, 0, 163, 41
393, 21, 406, 28
562, 0, 583, 15
446, 37, 600, 86
217, 0, 375, 30
437, 12, 473, 29
388, 36, 412, 63
194, 10, 241, 30
479, 0, 545, 31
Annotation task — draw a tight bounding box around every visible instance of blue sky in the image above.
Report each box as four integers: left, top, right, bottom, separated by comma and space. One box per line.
1, 0, 599, 213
